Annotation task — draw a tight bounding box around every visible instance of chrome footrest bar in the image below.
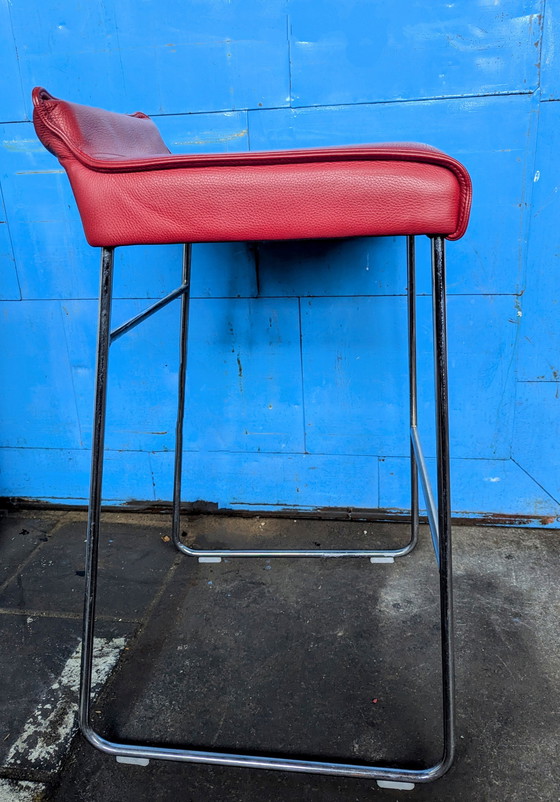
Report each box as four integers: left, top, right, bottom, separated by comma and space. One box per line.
173, 541, 417, 559
410, 425, 440, 565
84, 727, 452, 783
110, 283, 190, 344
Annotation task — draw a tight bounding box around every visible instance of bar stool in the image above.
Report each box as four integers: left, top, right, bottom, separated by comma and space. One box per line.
32, 86, 471, 789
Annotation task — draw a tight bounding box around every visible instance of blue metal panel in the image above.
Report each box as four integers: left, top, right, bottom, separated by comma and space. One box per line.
184, 298, 304, 453
0, 301, 82, 448
62, 297, 303, 454
0, 184, 20, 300
517, 100, 560, 382
61, 298, 177, 452
0, 447, 153, 503
540, 1, 559, 100
0, 1, 27, 122
249, 93, 539, 296
0, 448, 380, 510
256, 237, 406, 297
301, 296, 409, 456
155, 111, 249, 155
111, 240, 258, 302
512, 382, 560, 504
512, 98, 560, 508
189, 243, 258, 299
301, 295, 517, 460
0, 1, 558, 524
379, 457, 560, 521
152, 451, 379, 511
288, 0, 543, 107
7, 0, 126, 112
108, 0, 290, 114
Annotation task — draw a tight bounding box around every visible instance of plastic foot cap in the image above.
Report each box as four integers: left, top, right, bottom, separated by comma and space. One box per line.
377, 780, 415, 790
116, 756, 150, 766
198, 556, 222, 563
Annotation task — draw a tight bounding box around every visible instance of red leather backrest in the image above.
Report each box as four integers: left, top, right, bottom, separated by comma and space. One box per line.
32, 87, 170, 162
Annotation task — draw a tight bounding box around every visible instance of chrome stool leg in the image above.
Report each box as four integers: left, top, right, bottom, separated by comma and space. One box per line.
172, 244, 192, 553
407, 235, 420, 554
79, 246, 114, 738
431, 235, 455, 768
79, 244, 193, 739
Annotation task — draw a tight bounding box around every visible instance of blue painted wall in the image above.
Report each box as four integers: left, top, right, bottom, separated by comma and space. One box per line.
1, 0, 559, 525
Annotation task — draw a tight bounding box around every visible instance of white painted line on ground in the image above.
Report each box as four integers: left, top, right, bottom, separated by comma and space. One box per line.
4, 637, 126, 773
0, 779, 46, 801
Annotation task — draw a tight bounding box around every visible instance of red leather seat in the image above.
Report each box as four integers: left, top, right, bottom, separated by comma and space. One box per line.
32, 87, 471, 248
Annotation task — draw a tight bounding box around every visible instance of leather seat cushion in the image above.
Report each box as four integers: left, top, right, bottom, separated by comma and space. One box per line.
32, 88, 472, 247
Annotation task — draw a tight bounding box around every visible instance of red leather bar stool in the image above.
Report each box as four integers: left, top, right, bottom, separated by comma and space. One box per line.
32, 87, 471, 789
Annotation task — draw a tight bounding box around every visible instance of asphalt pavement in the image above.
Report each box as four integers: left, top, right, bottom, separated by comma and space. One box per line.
0, 509, 558, 801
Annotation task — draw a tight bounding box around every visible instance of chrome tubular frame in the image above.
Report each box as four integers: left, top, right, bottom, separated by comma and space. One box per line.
171, 239, 418, 560
79, 235, 455, 785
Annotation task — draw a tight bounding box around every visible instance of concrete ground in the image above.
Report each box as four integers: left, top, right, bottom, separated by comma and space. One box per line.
0, 508, 558, 802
